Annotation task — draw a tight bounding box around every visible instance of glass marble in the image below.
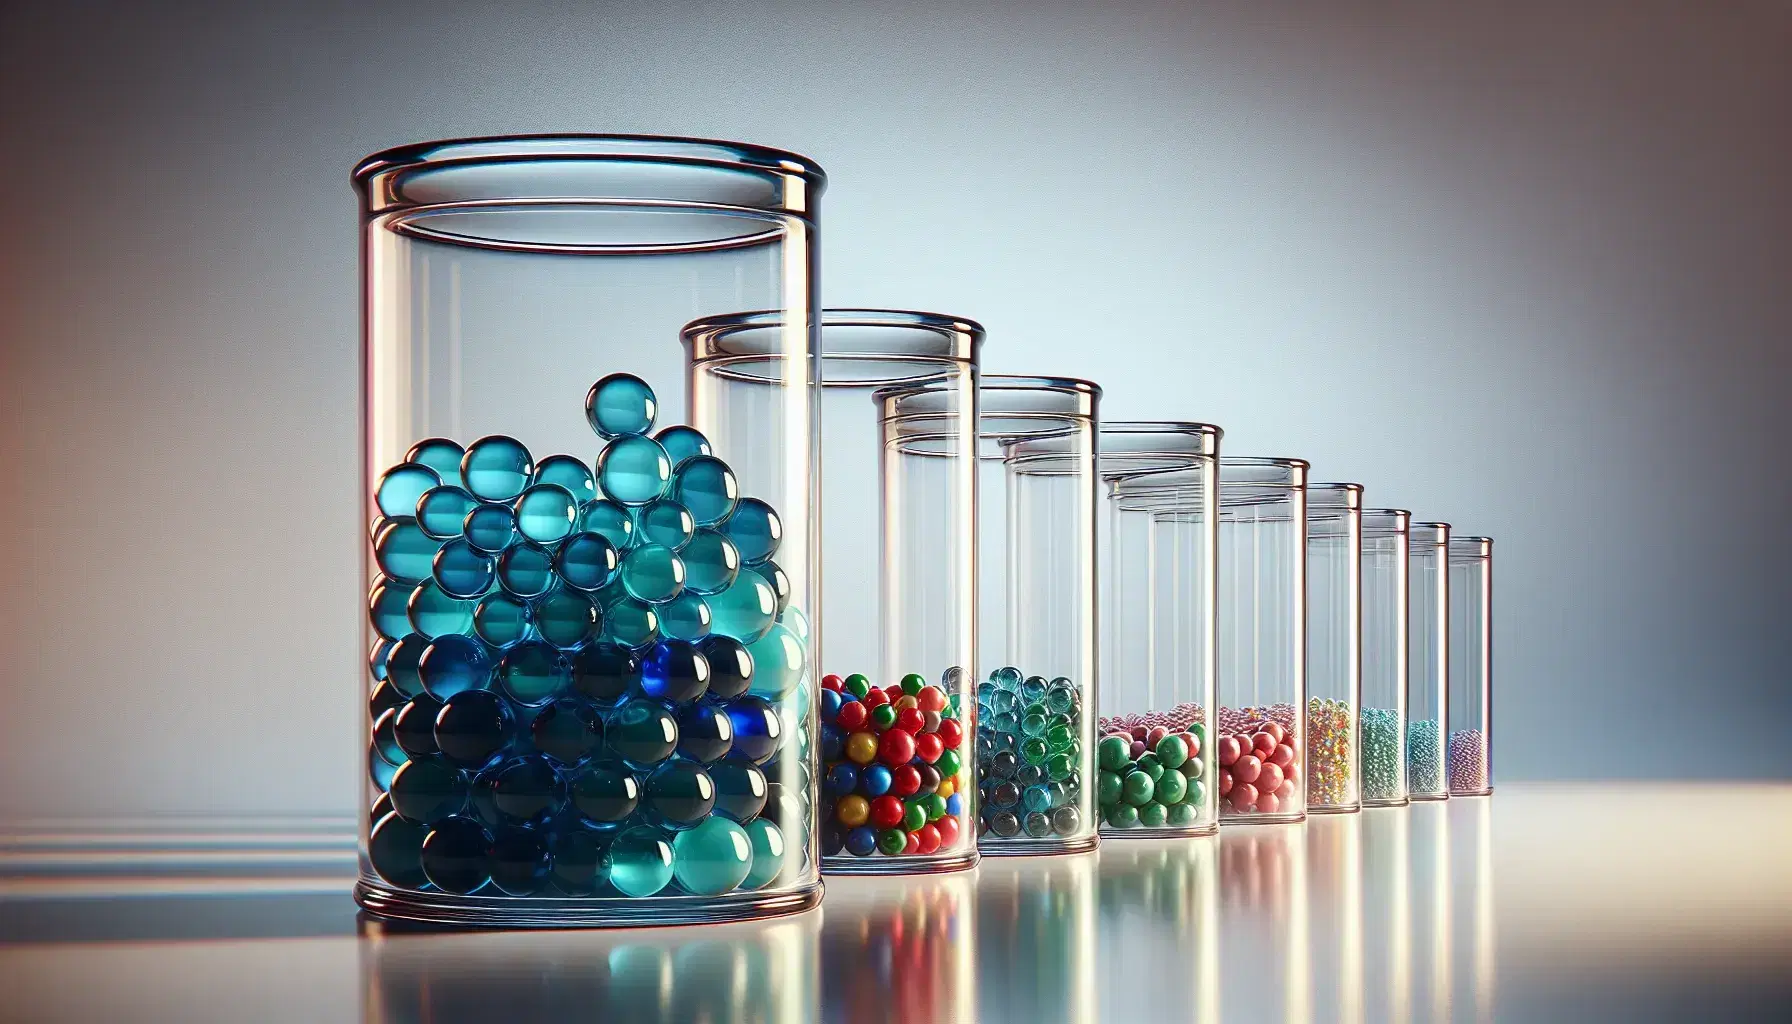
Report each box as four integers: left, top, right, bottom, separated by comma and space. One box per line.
604, 826, 675, 898
369, 678, 404, 721
643, 760, 716, 831
635, 499, 696, 550
576, 499, 635, 549
1015, 762, 1043, 788
671, 455, 739, 527
497, 542, 557, 599
385, 633, 429, 698
585, 372, 658, 439
369, 577, 413, 641
620, 543, 686, 604
418, 633, 493, 700
431, 537, 497, 600
571, 643, 640, 706
419, 815, 490, 894
394, 694, 444, 758
513, 484, 579, 546
390, 755, 467, 824
1023, 784, 1053, 814
406, 438, 466, 489
464, 504, 519, 554
434, 689, 513, 768
472, 592, 532, 648
461, 435, 535, 502
993, 666, 1023, 690
743, 624, 804, 700
530, 698, 604, 765
375, 519, 441, 584
679, 530, 741, 595
550, 829, 605, 895
749, 561, 791, 616
372, 706, 405, 765
488, 825, 552, 896
1021, 712, 1048, 738
698, 635, 754, 700
604, 597, 660, 649
642, 639, 711, 703
709, 757, 768, 823
741, 819, 785, 891
608, 698, 679, 767
533, 454, 598, 502
370, 744, 400, 791
1019, 675, 1048, 703
378, 462, 442, 519
988, 750, 1019, 779
596, 435, 672, 506
368, 811, 428, 888
707, 574, 777, 644
988, 689, 1018, 716
657, 592, 712, 642
569, 761, 641, 827
654, 425, 711, 465
477, 754, 563, 826
1046, 678, 1077, 713
555, 532, 620, 592
499, 640, 570, 706
725, 696, 782, 766
407, 580, 475, 639
372, 790, 394, 821
676, 702, 734, 763
719, 497, 780, 565
671, 817, 751, 895
534, 588, 601, 649
416, 485, 478, 539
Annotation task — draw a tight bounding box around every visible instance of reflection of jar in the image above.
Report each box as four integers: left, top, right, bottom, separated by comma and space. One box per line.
976, 854, 1097, 1023
354, 136, 825, 926
1218, 824, 1310, 1022
820, 873, 976, 1024
1095, 838, 1220, 1024
359, 911, 819, 1023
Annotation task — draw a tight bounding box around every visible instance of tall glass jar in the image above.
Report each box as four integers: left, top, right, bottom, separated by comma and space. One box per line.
685, 310, 984, 873
1407, 522, 1451, 801
1448, 536, 1493, 796
1306, 483, 1362, 815
1360, 509, 1411, 807
354, 136, 825, 926
1215, 457, 1309, 824
1096, 423, 1224, 838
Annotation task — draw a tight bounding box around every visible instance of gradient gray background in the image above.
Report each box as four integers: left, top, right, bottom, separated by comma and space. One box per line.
2, 0, 1787, 819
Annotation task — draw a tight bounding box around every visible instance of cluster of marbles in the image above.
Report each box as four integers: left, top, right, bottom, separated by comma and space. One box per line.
1406, 719, 1444, 796
1360, 707, 1403, 803
1215, 704, 1301, 817
1096, 721, 1206, 830
1305, 696, 1355, 808
1447, 729, 1488, 794
1098, 701, 1206, 737
975, 668, 1086, 841
365, 373, 810, 899
820, 671, 968, 858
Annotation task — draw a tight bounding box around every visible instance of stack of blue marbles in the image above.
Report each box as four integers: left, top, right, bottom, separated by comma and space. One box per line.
365, 373, 810, 899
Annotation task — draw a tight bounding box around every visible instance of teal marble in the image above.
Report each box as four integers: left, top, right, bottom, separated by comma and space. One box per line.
657, 592, 712, 641
634, 499, 696, 550
374, 518, 440, 584
514, 483, 579, 546
532, 454, 598, 502
384, 633, 429, 697
654, 425, 711, 465
372, 706, 404, 765
377, 462, 441, 520
585, 373, 658, 439
496, 542, 556, 599
620, 543, 686, 604
418, 633, 494, 699
596, 435, 672, 506
389, 755, 467, 824
576, 499, 636, 549
534, 587, 601, 649
604, 597, 660, 649
741, 818, 786, 891
749, 561, 791, 616
679, 529, 740, 595
499, 640, 569, 706
405, 438, 466, 489
744, 622, 805, 700
644, 760, 716, 830
569, 761, 641, 826
707, 573, 777, 644
608, 698, 678, 767
603, 826, 674, 897
472, 592, 532, 648
431, 537, 496, 599
671, 817, 752, 895
720, 497, 781, 564
463, 504, 519, 554
555, 531, 621, 592
461, 435, 535, 502
416, 485, 478, 539
671, 455, 738, 527
407, 580, 474, 639
369, 577, 413, 641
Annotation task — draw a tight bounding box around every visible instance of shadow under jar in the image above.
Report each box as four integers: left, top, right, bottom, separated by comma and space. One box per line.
1406, 522, 1451, 801
1447, 536, 1493, 796
1097, 423, 1224, 838
1359, 509, 1411, 807
355, 135, 826, 926
1305, 483, 1363, 815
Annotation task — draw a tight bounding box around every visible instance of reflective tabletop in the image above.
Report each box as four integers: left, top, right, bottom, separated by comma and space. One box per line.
1, 785, 1787, 1022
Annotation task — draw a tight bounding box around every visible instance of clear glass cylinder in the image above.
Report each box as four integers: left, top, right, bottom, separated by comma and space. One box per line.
1360, 509, 1411, 808
1096, 423, 1224, 838
1447, 537, 1493, 796
1306, 483, 1362, 814
1407, 522, 1452, 801
1216, 458, 1310, 824
353, 136, 825, 926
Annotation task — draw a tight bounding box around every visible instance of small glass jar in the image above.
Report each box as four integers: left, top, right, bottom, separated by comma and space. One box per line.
1306, 483, 1363, 815
1407, 522, 1452, 801
1360, 509, 1411, 807
355, 136, 825, 926
1448, 536, 1493, 796
1096, 423, 1224, 838
1216, 458, 1309, 824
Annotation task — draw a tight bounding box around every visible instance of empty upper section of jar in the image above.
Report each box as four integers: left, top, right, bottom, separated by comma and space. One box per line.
1363, 508, 1412, 537
1308, 481, 1364, 519
684, 308, 983, 387
352, 135, 824, 254
1410, 521, 1453, 547
1099, 422, 1223, 482
881, 375, 1099, 463
1449, 536, 1493, 562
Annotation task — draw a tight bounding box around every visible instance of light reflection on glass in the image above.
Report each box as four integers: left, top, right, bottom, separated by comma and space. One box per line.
1408, 800, 1452, 1022
1218, 824, 1309, 1023
1450, 797, 1495, 1024
1360, 808, 1413, 1024
820, 873, 976, 1024
976, 852, 1097, 1024
1095, 836, 1219, 1024
1305, 812, 1363, 1024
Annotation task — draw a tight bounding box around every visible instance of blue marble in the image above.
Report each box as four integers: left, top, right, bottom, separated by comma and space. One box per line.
532, 454, 598, 503
475, 754, 563, 827
487, 824, 552, 896
384, 633, 430, 698
369, 577, 413, 641
416, 485, 478, 539
461, 435, 535, 502
406, 438, 466, 489
431, 537, 496, 599
595, 435, 672, 506
472, 592, 532, 648
434, 689, 513, 768
390, 754, 466, 824
699, 635, 753, 699
496, 542, 556, 599
710, 757, 768, 822
641, 639, 711, 703
744, 623, 804, 699
642, 760, 715, 831
369, 743, 400, 791
584, 373, 657, 439
620, 543, 685, 604
418, 633, 493, 700
844, 826, 877, 857
463, 503, 518, 554
725, 696, 782, 766
675, 702, 733, 763
372, 706, 405, 765
720, 497, 781, 565
498, 640, 569, 706
377, 463, 441, 520
825, 762, 859, 798
679, 529, 740, 595
406, 580, 474, 639
634, 499, 696, 550
575, 499, 635, 549
368, 811, 428, 888
393, 694, 444, 758
374, 518, 441, 584
549, 828, 605, 895
670, 455, 738, 526
533, 588, 600, 649
570, 643, 639, 706
555, 531, 620, 592
820, 688, 843, 721
707, 573, 777, 644
568, 760, 641, 827
654, 425, 711, 465
603, 596, 660, 649
369, 678, 405, 721
529, 698, 604, 765
513, 484, 579, 546
419, 814, 490, 893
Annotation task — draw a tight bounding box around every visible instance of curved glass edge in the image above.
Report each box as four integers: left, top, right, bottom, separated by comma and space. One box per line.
354, 133, 827, 195
355, 877, 825, 928
821, 848, 981, 876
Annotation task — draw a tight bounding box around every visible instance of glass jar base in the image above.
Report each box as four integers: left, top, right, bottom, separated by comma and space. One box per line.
1098, 821, 1218, 841
1219, 809, 1308, 826
1307, 802, 1362, 816
1361, 797, 1411, 809
1408, 791, 1450, 802
978, 833, 1100, 858
822, 848, 979, 877
354, 876, 823, 928
1449, 787, 1493, 797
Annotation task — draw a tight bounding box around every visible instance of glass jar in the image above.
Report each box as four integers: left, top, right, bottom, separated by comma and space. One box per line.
354, 136, 825, 926
1096, 423, 1224, 838
1216, 458, 1309, 823
1448, 536, 1493, 796
1360, 509, 1411, 807
687, 310, 984, 873
1407, 522, 1452, 801
1306, 483, 1362, 815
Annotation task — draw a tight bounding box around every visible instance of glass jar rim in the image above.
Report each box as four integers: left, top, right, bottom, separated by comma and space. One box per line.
685, 308, 983, 386
353, 133, 827, 192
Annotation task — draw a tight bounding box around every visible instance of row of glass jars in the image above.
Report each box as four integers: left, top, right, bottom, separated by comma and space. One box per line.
354, 134, 1492, 928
